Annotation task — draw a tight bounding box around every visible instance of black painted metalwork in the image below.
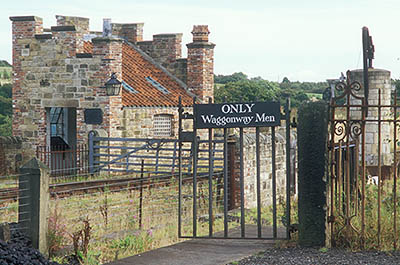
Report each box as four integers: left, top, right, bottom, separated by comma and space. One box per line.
178, 98, 293, 240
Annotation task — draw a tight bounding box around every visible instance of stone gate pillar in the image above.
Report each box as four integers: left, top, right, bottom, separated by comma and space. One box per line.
350, 68, 392, 166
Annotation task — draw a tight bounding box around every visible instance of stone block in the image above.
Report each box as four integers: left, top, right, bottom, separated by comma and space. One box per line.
0, 223, 11, 242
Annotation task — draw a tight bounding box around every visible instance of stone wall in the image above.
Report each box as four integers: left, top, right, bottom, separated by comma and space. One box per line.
0, 136, 30, 175
349, 68, 392, 166
10, 16, 123, 156
228, 127, 296, 209
121, 106, 193, 138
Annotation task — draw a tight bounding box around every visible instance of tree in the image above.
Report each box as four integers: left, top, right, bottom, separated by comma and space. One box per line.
2, 69, 10, 79
214, 72, 248, 84
0, 114, 11, 136
215, 79, 280, 103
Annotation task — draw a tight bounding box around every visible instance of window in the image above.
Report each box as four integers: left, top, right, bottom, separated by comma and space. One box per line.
154, 114, 173, 137
50, 107, 64, 137
146, 76, 170, 94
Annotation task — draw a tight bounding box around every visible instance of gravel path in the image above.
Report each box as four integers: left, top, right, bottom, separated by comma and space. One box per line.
228, 247, 400, 265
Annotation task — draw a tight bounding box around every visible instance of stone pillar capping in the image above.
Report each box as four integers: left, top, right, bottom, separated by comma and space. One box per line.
55, 15, 89, 34
19, 158, 49, 254
9, 16, 42, 22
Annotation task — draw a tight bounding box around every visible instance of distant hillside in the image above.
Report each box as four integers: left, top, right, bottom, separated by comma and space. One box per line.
0, 60, 11, 67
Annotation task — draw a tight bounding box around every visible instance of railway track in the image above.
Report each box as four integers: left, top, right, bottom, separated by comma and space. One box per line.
0, 171, 223, 201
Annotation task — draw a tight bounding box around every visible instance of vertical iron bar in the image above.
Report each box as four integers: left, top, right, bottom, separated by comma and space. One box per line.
377, 89, 382, 248
88, 132, 94, 174
240, 127, 245, 238
272, 126, 277, 238
345, 92, 351, 238
208, 98, 213, 237
338, 143, 343, 216
193, 97, 198, 238
178, 97, 183, 238
139, 160, 144, 229
394, 94, 398, 250
285, 97, 291, 239
224, 127, 228, 237
172, 141, 177, 174
329, 99, 336, 246
361, 97, 366, 248
354, 139, 359, 215
256, 126, 261, 238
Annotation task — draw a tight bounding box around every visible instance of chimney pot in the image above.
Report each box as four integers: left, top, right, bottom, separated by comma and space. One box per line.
103, 18, 112, 37
192, 25, 209, 42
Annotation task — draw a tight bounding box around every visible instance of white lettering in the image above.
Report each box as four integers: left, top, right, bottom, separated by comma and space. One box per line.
221, 105, 230, 114
201, 115, 213, 123
245, 103, 256, 113
255, 113, 276, 123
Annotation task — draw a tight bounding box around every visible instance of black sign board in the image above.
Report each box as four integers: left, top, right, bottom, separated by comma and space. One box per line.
84, 109, 103, 125
194, 102, 281, 129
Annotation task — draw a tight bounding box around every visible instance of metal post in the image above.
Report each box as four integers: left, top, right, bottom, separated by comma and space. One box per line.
285, 97, 291, 239
224, 127, 228, 237
208, 98, 213, 237
88, 131, 94, 174
139, 160, 144, 229
240, 128, 245, 238
192, 97, 198, 237
256, 126, 261, 238
178, 97, 183, 238
272, 126, 277, 238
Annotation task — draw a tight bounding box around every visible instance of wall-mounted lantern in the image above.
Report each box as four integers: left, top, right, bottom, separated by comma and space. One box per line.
105, 73, 122, 96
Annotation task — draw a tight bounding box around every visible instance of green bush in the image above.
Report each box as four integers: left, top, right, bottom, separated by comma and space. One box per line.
297, 101, 328, 246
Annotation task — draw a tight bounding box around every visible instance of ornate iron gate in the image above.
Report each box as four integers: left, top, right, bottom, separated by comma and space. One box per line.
328, 70, 399, 249
178, 98, 295, 240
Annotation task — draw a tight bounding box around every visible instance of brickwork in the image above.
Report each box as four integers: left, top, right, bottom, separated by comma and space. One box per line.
55, 15, 89, 54
9, 16, 123, 156
111, 23, 144, 44
9, 14, 214, 159
186, 25, 215, 102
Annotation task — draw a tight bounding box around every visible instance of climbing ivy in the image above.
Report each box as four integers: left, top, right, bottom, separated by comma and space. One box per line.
297, 101, 328, 246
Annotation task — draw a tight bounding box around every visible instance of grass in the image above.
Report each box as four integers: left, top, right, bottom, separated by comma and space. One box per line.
0, 66, 11, 84
332, 177, 400, 251
0, 170, 298, 265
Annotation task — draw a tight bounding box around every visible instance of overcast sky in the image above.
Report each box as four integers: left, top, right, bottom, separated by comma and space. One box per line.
1, 0, 400, 82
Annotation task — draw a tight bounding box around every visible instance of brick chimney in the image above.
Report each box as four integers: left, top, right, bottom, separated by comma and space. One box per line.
9, 16, 44, 139
92, 36, 123, 138
186, 25, 215, 102
55, 15, 89, 54
111, 22, 144, 44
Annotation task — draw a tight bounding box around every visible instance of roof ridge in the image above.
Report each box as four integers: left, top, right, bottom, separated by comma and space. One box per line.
122, 40, 198, 100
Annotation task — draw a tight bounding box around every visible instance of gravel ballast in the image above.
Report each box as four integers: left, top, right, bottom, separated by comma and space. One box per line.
229, 247, 400, 265
0, 223, 60, 265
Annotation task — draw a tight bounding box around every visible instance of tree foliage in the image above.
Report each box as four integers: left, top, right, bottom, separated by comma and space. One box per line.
0, 60, 11, 67
214, 73, 327, 108
0, 83, 12, 136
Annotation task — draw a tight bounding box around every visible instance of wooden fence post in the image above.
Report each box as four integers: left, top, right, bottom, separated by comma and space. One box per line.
19, 157, 50, 254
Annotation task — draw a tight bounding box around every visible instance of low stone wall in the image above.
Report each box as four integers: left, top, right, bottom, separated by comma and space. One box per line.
0, 136, 26, 175
228, 128, 297, 209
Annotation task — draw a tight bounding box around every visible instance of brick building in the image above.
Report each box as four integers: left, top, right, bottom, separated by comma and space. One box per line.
9, 15, 215, 158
